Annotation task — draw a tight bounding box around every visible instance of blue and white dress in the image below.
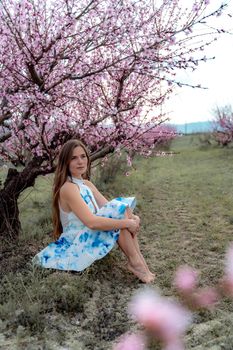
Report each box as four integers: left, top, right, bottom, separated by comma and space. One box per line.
33, 177, 136, 271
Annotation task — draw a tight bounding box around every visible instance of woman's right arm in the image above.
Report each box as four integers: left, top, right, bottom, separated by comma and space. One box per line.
60, 183, 137, 232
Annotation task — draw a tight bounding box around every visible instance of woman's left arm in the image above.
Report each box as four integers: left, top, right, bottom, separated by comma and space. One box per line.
85, 180, 109, 208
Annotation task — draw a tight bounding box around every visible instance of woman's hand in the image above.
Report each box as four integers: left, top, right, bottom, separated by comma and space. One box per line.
133, 214, 140, 228
127, 217, 140, 237
132, 215, 140, 236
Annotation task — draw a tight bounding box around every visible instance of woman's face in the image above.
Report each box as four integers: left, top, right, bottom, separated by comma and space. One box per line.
69, 146, 88, 178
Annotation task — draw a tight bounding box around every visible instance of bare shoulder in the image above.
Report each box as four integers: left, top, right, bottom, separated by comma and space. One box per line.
84, 179, 108, 206
83, 179, 96, 189
60, 181, 79, 196
84, 180, 99, 193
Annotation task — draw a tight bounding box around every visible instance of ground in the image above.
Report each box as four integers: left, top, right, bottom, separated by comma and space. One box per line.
1, 135, 233, 349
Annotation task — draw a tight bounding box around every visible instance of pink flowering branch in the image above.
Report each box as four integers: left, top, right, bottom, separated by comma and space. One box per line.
0, 0, 228, 168
114, 243, 233, 350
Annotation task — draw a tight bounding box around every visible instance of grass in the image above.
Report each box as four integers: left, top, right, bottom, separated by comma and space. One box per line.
18, 174, 54, 242
1, 135, 233, 349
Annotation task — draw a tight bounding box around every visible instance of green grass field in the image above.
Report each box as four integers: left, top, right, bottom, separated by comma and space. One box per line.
1, 135, 233, 349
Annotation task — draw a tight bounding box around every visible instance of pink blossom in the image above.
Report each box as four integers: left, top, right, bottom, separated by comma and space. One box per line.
173, 266, 198, 294
219, 117, 227, 128
113, 333, 146, 350
194, 288, 219, 310
222, 244, 233, 296
126, 154, 132, 167
163, 339, 184, 350
128, 289, 192, 342
169, 36, 176, 45
225, 244, 233, 281
192, 4, 199, 13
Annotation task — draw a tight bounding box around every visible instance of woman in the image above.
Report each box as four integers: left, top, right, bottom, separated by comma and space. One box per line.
33, 139, 154, 283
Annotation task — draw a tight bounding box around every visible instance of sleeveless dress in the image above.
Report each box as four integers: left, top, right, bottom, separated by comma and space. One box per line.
33, 177, 136, 271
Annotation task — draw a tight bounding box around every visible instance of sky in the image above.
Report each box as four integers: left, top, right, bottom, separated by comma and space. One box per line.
165, 0, 233, 125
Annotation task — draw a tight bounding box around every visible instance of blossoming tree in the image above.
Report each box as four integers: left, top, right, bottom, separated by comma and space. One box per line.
212, 105, 233, 146
0, 0, 227, 239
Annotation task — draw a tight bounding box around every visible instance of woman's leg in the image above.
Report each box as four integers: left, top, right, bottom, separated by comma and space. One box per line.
131, 234, 155, 277
117, 228, 154, 283
125, 208, 154, 277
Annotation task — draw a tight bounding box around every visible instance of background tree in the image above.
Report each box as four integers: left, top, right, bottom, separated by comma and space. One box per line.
0, 0, 228, 239
212, 105, 233, 147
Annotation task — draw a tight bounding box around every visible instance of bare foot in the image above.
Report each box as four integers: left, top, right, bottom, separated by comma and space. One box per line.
144, 270, 155, 280
127, 263, 155, 283
144, 266, 155, 278
138, 254, 155, 278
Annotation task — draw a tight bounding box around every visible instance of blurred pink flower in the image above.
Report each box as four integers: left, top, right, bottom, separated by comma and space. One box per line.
173, 266, 198, 294
194, 288, 219, 310
128, 289, 192, 342
222, 244, 233, 296
225, 244, 233, 280
163, 339, 184, 350
113, 333, 146, 350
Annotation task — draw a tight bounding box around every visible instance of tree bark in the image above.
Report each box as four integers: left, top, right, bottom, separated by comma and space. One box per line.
0, 157, 45, 242
0, 168, 21, 241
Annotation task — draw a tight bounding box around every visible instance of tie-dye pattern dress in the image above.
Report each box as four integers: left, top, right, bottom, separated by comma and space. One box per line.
33, 177, 136, 271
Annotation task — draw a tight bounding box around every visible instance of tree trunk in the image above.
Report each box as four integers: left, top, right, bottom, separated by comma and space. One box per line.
0, 170, 21, 240
0, 157, 45, 242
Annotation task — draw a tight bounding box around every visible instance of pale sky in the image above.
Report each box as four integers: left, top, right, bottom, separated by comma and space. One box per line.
166, 0, 233, 125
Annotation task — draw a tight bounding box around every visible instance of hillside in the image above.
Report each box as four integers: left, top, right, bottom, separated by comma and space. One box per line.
171, 121, 213, 134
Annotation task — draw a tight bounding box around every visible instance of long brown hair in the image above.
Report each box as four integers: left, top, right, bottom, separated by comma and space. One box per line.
52, 139, 91, 239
